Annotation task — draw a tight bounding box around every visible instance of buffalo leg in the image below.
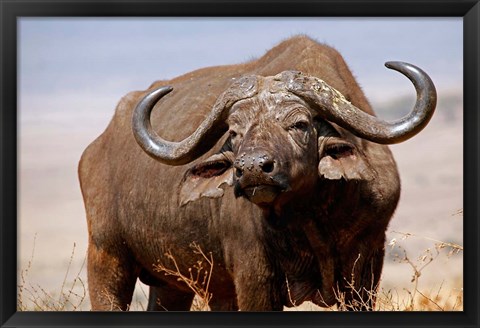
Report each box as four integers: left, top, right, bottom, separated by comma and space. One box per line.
341, 247, 384, 311
209, 297, 239, 311
146, 285, 194, 311
87, 242, 138, 311
235, 278, 283, 311
147, 286, 239, 311
233, 266, 283, 311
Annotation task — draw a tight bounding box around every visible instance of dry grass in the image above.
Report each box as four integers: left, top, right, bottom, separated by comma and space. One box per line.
374, 281, 463, 311
378, 230, 463, 311
146, 233, 463, 312
152, 242, 214, 311
18, 230, 463, 312
18, 234, 87, 311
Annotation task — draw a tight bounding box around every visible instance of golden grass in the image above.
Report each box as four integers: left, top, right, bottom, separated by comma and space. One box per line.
18, 230, 463, 312
152, 242, 214, 311
18, 234, 87, 311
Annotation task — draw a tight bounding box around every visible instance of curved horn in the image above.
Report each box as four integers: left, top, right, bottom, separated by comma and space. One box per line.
284, 62, 437, 144
132, 76, 259, 165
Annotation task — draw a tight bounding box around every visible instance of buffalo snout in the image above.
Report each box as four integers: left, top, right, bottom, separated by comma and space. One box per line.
234, 150, 277, 178
233, 149, 288, 205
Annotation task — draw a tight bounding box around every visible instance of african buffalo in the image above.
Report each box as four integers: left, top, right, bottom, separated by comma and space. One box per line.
79, 35, 436, 311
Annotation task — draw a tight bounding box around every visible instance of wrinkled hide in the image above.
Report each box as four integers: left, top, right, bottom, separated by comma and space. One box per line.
79, 36, 411, 311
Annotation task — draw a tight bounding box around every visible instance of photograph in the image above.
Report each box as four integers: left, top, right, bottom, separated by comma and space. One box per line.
17, 17, 463, 312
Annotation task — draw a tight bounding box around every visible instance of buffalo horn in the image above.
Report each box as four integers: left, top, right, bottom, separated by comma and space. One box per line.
284, 61, 437, 144
132, 80, 253, 165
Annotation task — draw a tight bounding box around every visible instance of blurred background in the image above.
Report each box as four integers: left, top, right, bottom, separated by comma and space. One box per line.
18, 17, 463, 310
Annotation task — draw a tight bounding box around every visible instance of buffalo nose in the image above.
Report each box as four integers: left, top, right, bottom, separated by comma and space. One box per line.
259, 157, 275, 173
234, 150, 277, 179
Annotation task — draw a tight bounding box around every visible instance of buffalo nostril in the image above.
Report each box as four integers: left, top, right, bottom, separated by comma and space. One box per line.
261, 160, 275, 173
235, 167, 243, 178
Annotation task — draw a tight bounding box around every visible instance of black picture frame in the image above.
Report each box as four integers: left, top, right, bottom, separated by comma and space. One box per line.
1, 1, 478, 327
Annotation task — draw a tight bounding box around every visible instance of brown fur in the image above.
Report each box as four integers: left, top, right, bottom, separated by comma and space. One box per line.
79, 35, 400, 311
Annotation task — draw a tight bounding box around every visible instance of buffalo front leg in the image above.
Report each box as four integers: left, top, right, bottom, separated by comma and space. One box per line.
87, 242, 139, 311
209, 296, 239, 311
147, 286, 239, 311
340, 247, 384, 311
146, 285, 195, 311
235, 275, 283, 311
233, 265, 283, 311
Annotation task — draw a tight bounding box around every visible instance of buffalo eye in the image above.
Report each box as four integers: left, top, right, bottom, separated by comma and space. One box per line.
229, 129, 243, 141
288, 121, 309, 132
228, 129, 242, 151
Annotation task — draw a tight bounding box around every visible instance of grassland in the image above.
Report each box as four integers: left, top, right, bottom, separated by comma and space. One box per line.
18, 228, 463, 311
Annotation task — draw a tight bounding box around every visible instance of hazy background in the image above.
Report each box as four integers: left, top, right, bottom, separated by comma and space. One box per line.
18, 18, 463, 310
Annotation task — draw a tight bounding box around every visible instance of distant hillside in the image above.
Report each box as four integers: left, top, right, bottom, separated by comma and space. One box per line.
372, 91, 462, 123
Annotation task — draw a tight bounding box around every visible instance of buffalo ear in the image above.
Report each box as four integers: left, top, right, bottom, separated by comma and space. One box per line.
318, 137, 375, 181
179, 152, 234, 206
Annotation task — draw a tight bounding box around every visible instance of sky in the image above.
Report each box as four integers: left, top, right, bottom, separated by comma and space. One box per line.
18, 17, 462, 129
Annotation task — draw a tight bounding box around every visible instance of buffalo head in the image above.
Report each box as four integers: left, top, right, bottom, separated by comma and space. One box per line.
132, 62, 436, 220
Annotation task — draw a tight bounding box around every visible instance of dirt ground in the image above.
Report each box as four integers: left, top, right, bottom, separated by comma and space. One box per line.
18, 91, 463, 311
